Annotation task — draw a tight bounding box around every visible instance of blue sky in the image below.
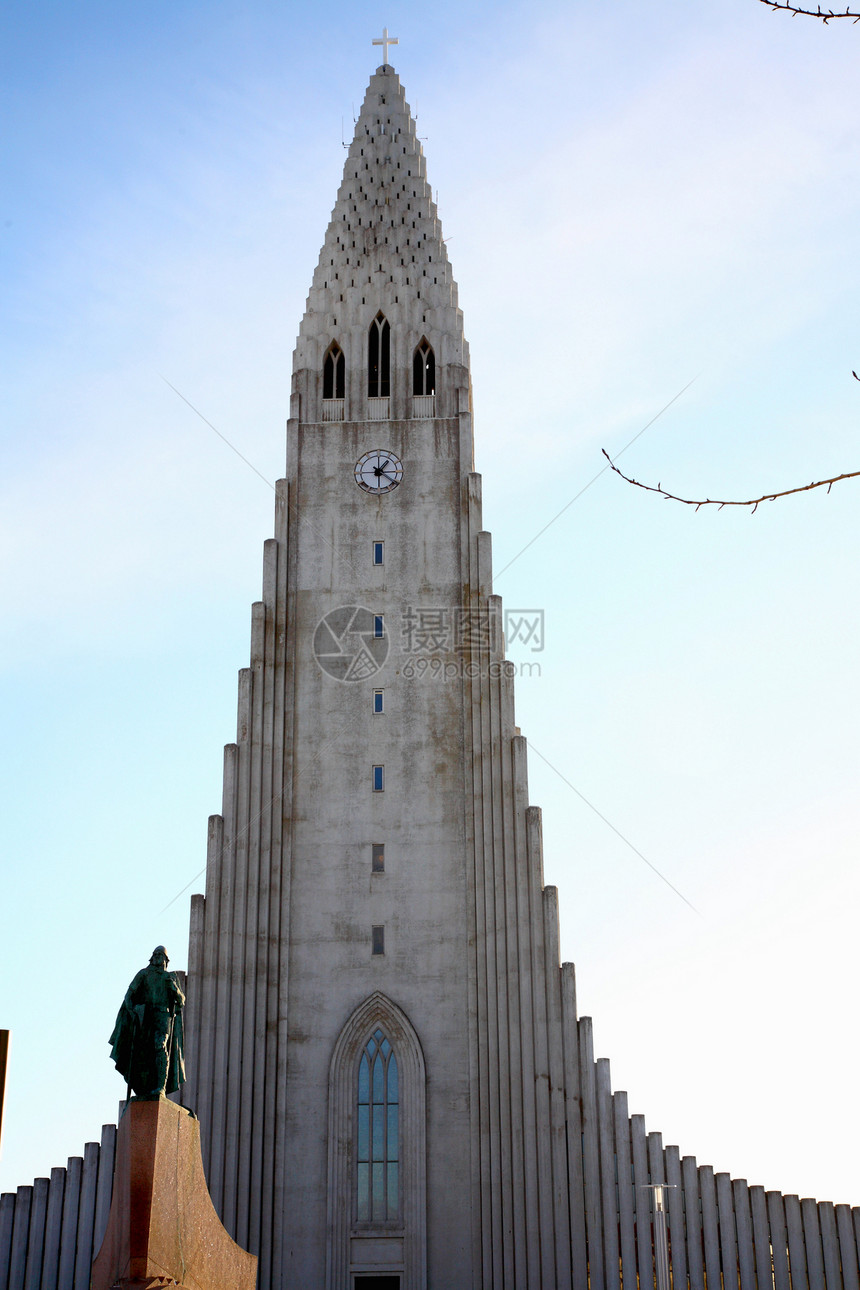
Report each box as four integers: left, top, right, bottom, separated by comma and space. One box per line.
2, 0, 859, 1204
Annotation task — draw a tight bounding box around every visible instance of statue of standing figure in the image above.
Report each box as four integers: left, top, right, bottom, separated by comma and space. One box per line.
109, 946, 186, 1099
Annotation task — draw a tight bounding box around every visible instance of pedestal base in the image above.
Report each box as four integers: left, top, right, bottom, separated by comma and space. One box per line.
92, 1099, 257, 1290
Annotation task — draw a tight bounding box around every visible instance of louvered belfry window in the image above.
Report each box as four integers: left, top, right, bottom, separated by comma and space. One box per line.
412, 338, 435, 395
323, 341, 345, 399
368, 313, 391, 397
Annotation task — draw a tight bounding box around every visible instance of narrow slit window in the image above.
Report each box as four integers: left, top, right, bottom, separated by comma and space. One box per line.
368, 312, 391, 397
373, 615, 384, 639
373, 765, 384, 792
371, 926, 385, 955
373, 541, 384, 566
372, 843, 385, 872
412, 339, 435, 396
373, 689, 384, 714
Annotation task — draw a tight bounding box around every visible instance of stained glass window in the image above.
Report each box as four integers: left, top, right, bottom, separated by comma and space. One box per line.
356, 1028, 399, 1222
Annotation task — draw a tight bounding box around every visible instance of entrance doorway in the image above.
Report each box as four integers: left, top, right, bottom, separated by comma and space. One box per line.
353, 1279, 401, 1289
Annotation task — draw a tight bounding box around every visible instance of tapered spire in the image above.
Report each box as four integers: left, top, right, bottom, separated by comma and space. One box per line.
291, 66, 469, 423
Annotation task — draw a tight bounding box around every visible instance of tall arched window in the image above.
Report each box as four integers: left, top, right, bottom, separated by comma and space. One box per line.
356, 1028, 399, 1221
368, 313, 391, 397
412, 339, 435, 396
323, 341, 345, 400
326, 992, 426, 1290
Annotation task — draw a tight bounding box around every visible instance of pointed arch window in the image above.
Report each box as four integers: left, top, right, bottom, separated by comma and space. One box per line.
326, 992, 426, 1288
356, 1027, 399, 1222
368, 313, 391, 398
412, 338, 436, 418
323, 341, 345, 400
412, 339, 435, 396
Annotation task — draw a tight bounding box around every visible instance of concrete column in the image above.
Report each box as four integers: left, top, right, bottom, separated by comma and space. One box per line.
682, 1156, 704, 1290
561, 964, 587, 1290
510, 738, 540, 1288
835, 1205, 859, 1290
24, 1176, 48, 1290
612, 1093, 636, 1290
784, 1195, 808, 1289
578, 1018, 604, 1290
803, 1195, 826, 1290
715, 1172, 737, 1290
194, 814, 223, 1155
542, 891, 572, 1289
271, 476, 299, 1290
732, 1179, 755, 1290
7, 1187, 31, 1290
630, 1117, 651, 1290
647, 1135, 666, 1290
73, 1139, 100, 1290
698, 1166, 721, 1290
818, 1202, 843, 1290
248, 540, 278, 1261
486, 654, 516, 1289
766, 1190, 791, 1290
0, 1191, 15, 1290
748, 1187, 772, 1290
596, 1061, 619, 1290
183, 892, 205, 1115
93, 1124, 116, 1257
233, 604, 265, 1249
263, 508, 290, 1290
210, 741, 239, 1214
57, 1157, 82, 1290
522, 809, 555, 1290
41, 1167, 66, 1290
465, 574, 495, 1290
223, 665, 253, 1235
665, 1146, 687, 1290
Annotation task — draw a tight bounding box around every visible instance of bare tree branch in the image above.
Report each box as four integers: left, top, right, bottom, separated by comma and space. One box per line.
758, 0, 860, 21
601, 450, 860, 512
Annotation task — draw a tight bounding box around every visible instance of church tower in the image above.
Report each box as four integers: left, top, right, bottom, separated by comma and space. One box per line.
180, 55, 575, 1289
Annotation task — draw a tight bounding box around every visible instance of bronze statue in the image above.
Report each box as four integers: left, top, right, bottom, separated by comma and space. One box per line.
109, 946, 186, 1099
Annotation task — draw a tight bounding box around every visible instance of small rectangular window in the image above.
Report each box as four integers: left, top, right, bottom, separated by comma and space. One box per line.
372, 843, 385, 873
373, 689, 384, 714
373, 615, 384, 639
373, 541, 384, 565
373, 765, 384, 792
372, 926, 385, 955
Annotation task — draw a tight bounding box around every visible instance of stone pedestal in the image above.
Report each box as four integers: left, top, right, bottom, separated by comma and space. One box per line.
91, 1098, 257, 1290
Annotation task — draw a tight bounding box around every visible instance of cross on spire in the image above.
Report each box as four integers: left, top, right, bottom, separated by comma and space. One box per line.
372, 27, 398, 65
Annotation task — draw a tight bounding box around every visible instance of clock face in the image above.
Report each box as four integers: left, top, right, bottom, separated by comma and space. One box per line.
354, 449, 403, 494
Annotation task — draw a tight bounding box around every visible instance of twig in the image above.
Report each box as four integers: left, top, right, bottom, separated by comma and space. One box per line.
601, 450, 860, 513
758, 0, 860, 21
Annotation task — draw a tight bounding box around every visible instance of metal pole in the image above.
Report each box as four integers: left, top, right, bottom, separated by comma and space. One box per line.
642, 1182, 674, 1290
653, 1185, 670, 1290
